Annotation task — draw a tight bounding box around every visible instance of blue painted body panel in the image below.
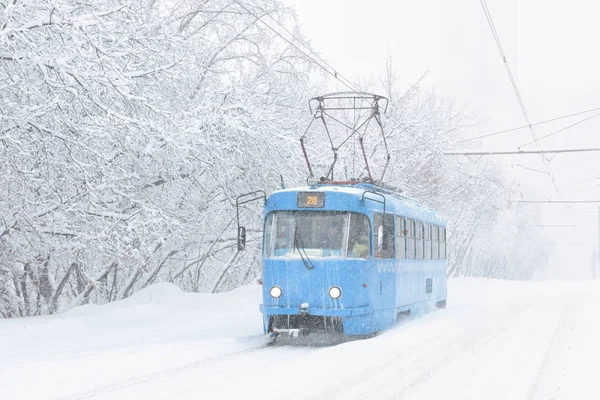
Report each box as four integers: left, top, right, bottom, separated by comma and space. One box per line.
259, 183, 447, 336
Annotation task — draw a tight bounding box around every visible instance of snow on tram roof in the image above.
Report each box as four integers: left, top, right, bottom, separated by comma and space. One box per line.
270, 183, 446, 226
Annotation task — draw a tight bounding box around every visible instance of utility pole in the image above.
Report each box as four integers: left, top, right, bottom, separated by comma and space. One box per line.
597, 205, 600, 279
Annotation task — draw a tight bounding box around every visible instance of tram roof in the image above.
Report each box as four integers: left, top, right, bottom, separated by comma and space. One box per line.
267, 183, 446, 226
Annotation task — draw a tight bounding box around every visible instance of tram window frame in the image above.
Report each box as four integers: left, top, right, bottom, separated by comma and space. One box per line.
432, 225, 439, 260
396, 217, 407, 259
406, 219, 416, 260
415, 221, 424, 260
374, 213, 395, 259
424, 224, 432, 260
440, 227, 446, 260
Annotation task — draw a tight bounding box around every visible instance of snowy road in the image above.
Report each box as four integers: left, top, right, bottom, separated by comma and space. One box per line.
1, 279, 599, 400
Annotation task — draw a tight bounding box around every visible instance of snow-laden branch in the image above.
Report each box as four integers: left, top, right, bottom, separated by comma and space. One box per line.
0, 5, 127, 38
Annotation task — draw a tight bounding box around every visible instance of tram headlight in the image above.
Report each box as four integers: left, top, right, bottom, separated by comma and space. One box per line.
270, 286, 282, 298
328, 286, 342, 299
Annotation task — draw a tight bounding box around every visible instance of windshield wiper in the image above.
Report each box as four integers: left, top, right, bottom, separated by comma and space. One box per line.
293, 224, 315, 270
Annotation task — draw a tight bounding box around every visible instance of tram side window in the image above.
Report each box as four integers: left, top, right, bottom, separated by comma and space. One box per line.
374, 213, 394, 259
424, 224, 432, 260
347, 213, 371, 259
415, 221, 424, 260
432, 225, 439, 260
396, 217, 407, 259
406, 219, 415, 260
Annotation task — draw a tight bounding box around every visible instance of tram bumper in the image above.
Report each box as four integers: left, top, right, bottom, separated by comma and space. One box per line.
261, 305, 372, 337
260, 304, 370, 317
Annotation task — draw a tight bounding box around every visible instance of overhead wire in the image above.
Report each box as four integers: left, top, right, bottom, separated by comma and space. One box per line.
476, 3, 600, 210
497, 155, 600, 166
479, 0, 563, 196
514, 200, 600, 203
444, 147, 600, 156
458, 106, 600, 143
246, 0, 361, 93
478, 3, 600, 227
479, 0, 543, 152
518, 111, 600, 148
232, 0, 361, 93
513, 164, 552, 178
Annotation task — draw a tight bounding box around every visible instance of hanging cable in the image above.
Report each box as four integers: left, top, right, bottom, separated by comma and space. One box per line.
497, 155, 600, 166
232, 0, 361, 93
246, 0, 361, 93
480, 1, 536, 141
444, 147, 600, 156
479, 0, 546, 155
479, 0, 561, 193
513, 164, 552, 178
518, 111, 600, 148
458, 106, 600, 143
514, 200, 600, 203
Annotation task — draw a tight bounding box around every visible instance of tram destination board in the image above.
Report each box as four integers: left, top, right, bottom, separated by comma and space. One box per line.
297, 192, 325, 208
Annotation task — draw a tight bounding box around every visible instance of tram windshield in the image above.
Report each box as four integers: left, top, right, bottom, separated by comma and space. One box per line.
263, 211, 371, 259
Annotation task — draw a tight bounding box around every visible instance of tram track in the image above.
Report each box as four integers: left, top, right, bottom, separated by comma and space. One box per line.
389, 303, 541, 400
527, 295, 587, 400
53, 341, 273, 400
527, 303, 571, 400
325, 302, 537, 400
385, 294, 577, 400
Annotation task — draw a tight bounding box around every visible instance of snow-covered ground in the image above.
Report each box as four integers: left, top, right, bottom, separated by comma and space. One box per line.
1, 278, 599, 400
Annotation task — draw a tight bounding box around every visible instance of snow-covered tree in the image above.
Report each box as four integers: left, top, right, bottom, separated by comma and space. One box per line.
0, 0, 313, 316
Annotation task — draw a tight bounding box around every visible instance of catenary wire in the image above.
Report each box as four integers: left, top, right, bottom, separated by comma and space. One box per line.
246, 0, 361, 93
444, 147, 600, 156
232, 0, 361, 93
518, 111, 600, 148
458, 106, 600, 143
479, 0, 542, 152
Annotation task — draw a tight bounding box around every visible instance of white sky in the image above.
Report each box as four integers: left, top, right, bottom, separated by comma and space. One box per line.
284, 0, 600, 279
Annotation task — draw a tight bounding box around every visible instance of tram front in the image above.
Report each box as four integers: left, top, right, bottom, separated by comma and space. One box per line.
258, 187, 383, 339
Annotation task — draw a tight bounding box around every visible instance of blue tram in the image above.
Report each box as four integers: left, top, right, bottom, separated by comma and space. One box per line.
245, 182, 447, 338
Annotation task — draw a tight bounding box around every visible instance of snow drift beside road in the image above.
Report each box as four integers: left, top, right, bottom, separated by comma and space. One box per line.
1, 278, 599, 400
0, 283, 264, 400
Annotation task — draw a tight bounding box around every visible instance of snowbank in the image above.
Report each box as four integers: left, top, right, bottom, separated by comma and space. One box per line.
1, 278, 599, 400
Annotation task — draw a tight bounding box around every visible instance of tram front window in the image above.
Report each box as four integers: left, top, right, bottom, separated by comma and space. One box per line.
266, 211, 370, 259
